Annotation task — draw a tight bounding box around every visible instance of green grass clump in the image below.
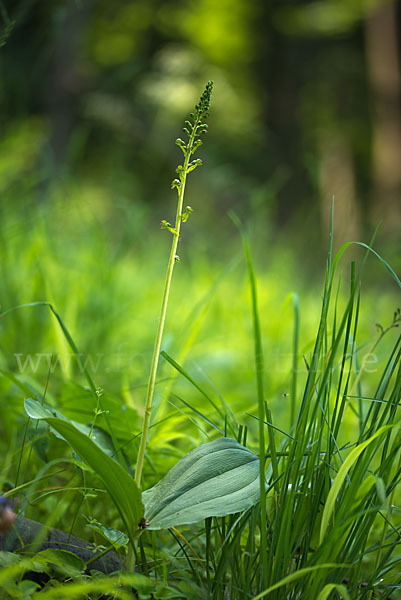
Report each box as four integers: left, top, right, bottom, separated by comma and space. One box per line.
0, 83, 400, 600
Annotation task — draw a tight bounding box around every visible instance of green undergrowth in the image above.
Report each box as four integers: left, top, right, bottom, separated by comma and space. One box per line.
0, 84, 400, 599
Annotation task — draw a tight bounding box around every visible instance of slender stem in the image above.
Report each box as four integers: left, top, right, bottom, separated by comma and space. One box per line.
135, 125, 198, 488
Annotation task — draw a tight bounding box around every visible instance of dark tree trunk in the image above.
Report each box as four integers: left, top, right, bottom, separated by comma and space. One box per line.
365, 0, 401, 237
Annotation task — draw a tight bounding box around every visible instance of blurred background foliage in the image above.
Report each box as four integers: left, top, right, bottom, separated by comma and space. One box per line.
0, 0, 400, 444
1, 0, 400, 249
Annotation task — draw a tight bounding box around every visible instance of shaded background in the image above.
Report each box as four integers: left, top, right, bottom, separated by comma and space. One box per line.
1, 0, 401, 257
0, 0, 400, 406
0, 0, 401, 530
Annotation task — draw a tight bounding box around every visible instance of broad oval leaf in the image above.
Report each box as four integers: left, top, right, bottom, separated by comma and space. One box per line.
25, 399, 129, 462
25, 398, 144, 543
143, 437, 261, 530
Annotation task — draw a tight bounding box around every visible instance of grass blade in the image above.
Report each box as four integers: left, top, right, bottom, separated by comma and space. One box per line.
319, 425, 392, 544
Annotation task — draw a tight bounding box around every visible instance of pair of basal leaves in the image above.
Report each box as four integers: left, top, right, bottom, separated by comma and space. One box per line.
25, 398, 262, 531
